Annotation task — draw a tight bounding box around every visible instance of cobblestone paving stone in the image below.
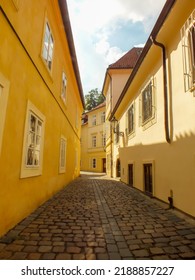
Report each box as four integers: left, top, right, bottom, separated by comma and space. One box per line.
0, 173, 195, 260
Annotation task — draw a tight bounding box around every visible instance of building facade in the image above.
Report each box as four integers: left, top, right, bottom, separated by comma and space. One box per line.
81, 102, 106, 173
110, 0, 195, 217
0, 0, 84, 236
102, 48, 142, 177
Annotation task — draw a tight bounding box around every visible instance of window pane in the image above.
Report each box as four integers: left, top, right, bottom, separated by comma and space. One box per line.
42, 22, 54, 70
26, 113, 43, 167
26, 148, 34, 165
34, 150, 40, 166
142, 82, 152, 122
30, 115, 36, 132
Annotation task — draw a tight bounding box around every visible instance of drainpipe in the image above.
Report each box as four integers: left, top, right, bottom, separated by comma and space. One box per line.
150, 36, 171, 144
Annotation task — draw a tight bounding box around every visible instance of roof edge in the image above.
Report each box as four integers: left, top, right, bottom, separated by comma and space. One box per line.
58, 0, 85, 108
109, 0, 176, 121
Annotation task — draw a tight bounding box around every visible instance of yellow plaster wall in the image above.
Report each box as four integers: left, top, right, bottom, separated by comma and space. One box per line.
116, 0, 195, 217
0, 1, 83, 236
81, 105, 106, 173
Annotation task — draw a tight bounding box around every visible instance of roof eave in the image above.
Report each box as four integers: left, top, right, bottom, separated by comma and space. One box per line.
109, 0, 176, 121
58, 0, 85, 108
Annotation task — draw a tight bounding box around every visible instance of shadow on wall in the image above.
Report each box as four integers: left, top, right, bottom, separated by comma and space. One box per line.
119, 131, 195, 217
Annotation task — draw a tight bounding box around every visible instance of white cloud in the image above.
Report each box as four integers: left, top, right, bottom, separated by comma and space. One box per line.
95, 38, 126, 65
66, 0, 166, 94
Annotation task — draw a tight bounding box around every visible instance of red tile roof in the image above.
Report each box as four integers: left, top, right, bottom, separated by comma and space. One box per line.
108, 47, 143, 69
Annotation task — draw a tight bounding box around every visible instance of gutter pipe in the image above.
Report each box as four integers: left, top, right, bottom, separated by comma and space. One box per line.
151, 36, 171, 144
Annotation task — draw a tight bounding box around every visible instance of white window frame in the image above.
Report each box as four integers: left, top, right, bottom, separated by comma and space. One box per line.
61, 72, 67, 104
102, 132, 106, 147
126, 102, 135, 136
0, 73, 10, 156
59, 136, 67, 173
20, 101, 45, 178
42, 20, 54, 71
92, 135, 97, 147
139, 78, 156, 129
101, 111, 105, 123
181, 10, 195, 93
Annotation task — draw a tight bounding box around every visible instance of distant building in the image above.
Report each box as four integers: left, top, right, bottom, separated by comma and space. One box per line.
0, 0, 84, 236
102, 47, 142, 177
109, 0, 195, 217
81, 102, 106, 173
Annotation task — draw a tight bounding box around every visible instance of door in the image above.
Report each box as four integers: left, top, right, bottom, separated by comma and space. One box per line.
116, 159, 121, 177
144, 163, 153, 196
128, 164, 133, 186
102, 158, 106, 173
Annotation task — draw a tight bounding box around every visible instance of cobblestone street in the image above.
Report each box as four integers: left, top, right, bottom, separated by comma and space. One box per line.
0, 173, 195, 260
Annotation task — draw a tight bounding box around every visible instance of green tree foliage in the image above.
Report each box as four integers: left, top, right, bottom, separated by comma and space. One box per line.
85, 88, 105, 111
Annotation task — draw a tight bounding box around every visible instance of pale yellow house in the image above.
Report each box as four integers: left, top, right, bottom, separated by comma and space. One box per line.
81, 102, 106, 173
0, 0, 84, 237
102, 47, 142, 177
109, 0, 195, 217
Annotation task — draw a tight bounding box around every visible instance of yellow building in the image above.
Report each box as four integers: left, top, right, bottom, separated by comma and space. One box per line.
102, 47, 142, 177
81, 102, 106, 173
109, 0, 195, 217
0, 0, 84, 237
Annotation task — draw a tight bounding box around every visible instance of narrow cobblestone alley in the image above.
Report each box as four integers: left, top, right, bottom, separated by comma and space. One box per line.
0, 173, 195, 260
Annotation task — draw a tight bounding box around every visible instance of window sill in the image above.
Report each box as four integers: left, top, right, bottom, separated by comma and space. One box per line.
142, 115, 156, 131
20, 167, 42, 178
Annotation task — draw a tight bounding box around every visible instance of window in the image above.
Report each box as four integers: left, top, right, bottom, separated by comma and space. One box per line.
61, 72, 67, 104
92, 115, 96, 126
92, 158, 96, 169
101, 112, 105, 123
26, 113, 43, 167
42, 21, 54, 71
140, 79, 156, 128
92, 135, 97, 147
59, 136, 67, 173
181, 10, 195, 92
142, 81, 153, 123
127, 104, 134, 134
128, 164, 134, 187
21, 101, 45, 178
0, 73, 10, 156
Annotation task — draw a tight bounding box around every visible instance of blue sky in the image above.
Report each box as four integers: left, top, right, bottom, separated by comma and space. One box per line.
66, 0, 166, 95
